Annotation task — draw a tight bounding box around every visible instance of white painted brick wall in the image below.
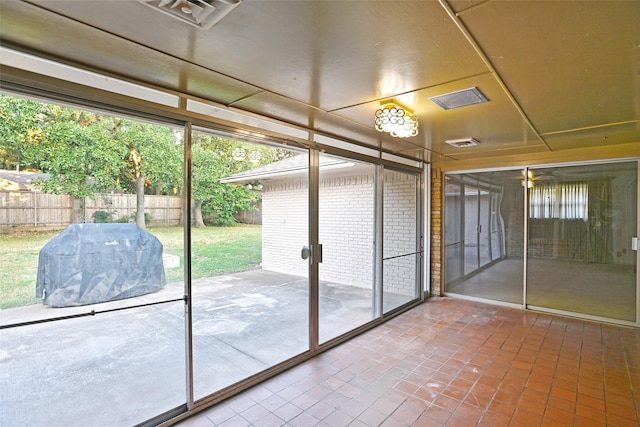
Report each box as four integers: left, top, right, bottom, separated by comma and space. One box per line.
262, 181, 309, 277
261, 170, 418, 296
384, 171, 419, 296
319, 174, 374, 288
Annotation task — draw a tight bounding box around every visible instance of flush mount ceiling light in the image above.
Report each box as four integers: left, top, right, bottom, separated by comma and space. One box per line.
139, 0, 242, 30
445, 137, 481, 148
429, 87, 489, 110
374, 101, 419, 138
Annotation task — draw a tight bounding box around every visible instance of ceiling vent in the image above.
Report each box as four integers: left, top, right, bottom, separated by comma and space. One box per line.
445, 137, 481, 148
429, 87, 489, 110
139, 0, 242, 30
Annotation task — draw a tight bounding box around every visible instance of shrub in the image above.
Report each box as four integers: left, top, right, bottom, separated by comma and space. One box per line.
131, 212, 152, 225
116, 215, 131, 223
92, 210, 114, 223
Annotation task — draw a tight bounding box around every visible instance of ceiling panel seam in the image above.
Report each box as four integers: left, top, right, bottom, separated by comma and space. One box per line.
438, 0, 551, 152
539, 120, 640, 137
325, 71, 494, 114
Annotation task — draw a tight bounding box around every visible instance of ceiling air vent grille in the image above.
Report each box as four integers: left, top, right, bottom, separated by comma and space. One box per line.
139, 0, 242, 30
429, 87, 489, 110
445, 138, 481, 148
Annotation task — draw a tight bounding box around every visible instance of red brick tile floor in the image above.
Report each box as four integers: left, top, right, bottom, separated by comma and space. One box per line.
175, 298, 640, 426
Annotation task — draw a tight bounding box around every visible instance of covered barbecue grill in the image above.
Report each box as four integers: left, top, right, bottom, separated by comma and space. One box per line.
36, 223, 166, 307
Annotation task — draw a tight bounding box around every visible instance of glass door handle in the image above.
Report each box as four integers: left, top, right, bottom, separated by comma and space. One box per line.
632, 237, 638, 251
301, 245, 322, 262
301, 246, 311, 260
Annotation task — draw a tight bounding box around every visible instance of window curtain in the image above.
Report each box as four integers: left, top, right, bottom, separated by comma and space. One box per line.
587, 179, 612, 263
529, 182, 588, 220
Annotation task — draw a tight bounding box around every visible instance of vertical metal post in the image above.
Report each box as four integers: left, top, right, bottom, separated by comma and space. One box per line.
308, 149, 320, 351
423, 163, 431, 298
373, 165, 383, 318
183, 122, 194, 409
636, 160, 639, 327
523, 167, 529, 309
33, 191, 37, 226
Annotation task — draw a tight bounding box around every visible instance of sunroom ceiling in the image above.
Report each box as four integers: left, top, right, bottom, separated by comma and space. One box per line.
0, 0, 639, 164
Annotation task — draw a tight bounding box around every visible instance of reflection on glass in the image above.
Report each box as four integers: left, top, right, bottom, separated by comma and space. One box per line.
444, 171, 524, 304
526, 162, 637, 322
318, 154, 375, 343
383, 170, 420, 313
445, 181, 464, 284
464, 185, 480, 275
0, 93, 186, 426
191, 133, 309, 399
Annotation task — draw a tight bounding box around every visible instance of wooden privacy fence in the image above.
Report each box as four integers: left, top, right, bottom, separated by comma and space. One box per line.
0, 191, 182, 227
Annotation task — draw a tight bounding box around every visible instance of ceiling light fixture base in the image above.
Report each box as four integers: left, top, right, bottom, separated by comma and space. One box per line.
374, 100, 419, 138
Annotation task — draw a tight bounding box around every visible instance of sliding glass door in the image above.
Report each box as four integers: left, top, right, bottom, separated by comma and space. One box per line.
383, 169, 421, 313
445, 161, 638, 324
316, 159, 423, 343
191, 130, 310, 399
526, 161, 638, 322
444, 171, 523, 304
317, 154, 375, 343
0, 103, 187, 427
0, 92, 425, 426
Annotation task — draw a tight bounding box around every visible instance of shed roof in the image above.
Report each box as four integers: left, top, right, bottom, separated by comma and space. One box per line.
0, 170, 50, 191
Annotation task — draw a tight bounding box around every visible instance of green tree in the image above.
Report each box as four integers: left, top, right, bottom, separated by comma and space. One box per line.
191, 134, 287, 227
1, 94, 296, 230
111, 118, 182, 228
1, 95, 183, 228
35, 111, 126, 198
0, 95, 49, 171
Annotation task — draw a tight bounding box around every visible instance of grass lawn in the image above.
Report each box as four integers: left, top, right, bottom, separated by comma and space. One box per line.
0, 224, 262, 310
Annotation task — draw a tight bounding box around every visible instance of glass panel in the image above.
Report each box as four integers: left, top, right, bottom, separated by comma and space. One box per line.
526, 162, 637, 322
478, 188, 493, 268
0, 94, 186, 425
444, 180, 464, 283
489, 191, 504, 262
445, 171, 524, 304
190, 131, 309, 399
464, 186, 480, 275
0, 305, 186, 426
318, 154, 375, 343
383, 169, 420, 313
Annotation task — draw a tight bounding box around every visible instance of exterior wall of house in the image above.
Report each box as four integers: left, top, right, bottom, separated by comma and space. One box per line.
383, 171, 419, 296
261, 181, 309, 278
261, 170, 419, 296
318, 173, 375, 288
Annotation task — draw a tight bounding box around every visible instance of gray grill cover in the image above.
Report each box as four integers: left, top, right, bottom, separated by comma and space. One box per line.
36, 224, 166, 307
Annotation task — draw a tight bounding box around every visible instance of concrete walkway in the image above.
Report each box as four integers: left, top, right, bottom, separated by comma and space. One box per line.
0, 270, 409, 427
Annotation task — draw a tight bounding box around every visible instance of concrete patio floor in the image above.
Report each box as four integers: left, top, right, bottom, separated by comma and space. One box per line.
0, 270, 411, 427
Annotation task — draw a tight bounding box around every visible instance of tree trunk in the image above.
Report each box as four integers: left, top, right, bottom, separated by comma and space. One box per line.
193, 199, 206, 228
71, 196, 85, 224
135, 175, 146, 229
